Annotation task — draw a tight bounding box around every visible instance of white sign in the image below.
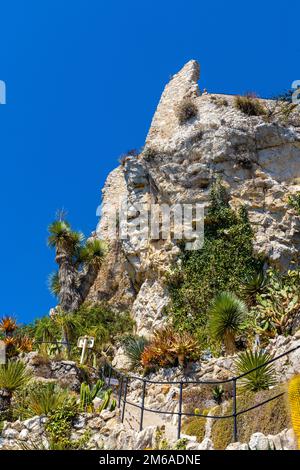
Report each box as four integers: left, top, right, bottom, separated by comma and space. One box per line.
77, 336, 94, 349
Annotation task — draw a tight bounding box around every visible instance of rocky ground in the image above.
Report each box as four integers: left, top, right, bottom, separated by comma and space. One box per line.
0, 408, 296, 450
1, 333, 299, 450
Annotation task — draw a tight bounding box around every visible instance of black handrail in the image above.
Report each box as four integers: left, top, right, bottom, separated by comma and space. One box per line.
102, 342, 300, 442
32, 338, 300, 443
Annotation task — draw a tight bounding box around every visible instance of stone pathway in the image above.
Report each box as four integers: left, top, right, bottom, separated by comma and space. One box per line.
122, 400, 178, 441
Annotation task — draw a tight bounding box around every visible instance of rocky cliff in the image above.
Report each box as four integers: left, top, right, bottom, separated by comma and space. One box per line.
88, 60, 300, 336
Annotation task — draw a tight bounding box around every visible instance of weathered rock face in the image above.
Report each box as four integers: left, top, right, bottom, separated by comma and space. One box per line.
23, 352, 88, 392
89, 59, 300, 334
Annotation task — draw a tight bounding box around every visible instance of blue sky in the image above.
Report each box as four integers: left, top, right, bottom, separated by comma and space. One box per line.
0, 0, 299, 324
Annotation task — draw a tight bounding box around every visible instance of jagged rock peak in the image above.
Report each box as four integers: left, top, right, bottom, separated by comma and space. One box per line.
146, 60, 200, 147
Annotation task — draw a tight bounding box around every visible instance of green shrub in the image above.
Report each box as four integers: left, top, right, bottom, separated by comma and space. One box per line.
184, 386, 288, 449
234, 95, 266, 116
14, 382, 70, 419
167, 180, 261, 344
182, 416, 207, 442
288, 192, 300, 215
251, 268, 300, 337
235, 350, 277, 392
175, 97, 198, 124
19, 302, 135, 363
210, 386, 288, 449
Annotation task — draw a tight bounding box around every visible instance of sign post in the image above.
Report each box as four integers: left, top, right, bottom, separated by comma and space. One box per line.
77, 336, 95, 365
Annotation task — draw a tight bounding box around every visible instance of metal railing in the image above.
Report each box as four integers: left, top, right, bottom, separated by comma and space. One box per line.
101, 343, 300, 442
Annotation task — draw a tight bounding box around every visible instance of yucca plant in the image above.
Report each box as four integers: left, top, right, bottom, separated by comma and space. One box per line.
122, 335, 148, 369
52, 310, 79, 354
79, 239, 107, 268
235, 350, 277, 392
48, 216, 108, 313
78, 239, 107, 300
212, 385, 224, 404
48, 219, 84, 312
209, 292, 248, 355
0, 361, 32, 413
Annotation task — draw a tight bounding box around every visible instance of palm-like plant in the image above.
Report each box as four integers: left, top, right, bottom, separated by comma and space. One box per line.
78, 239, 107, 300
79, 239, 107, 267
235, 350, 277, 392
48, 220, 84, 252
209, 292, 247, 355
48, 220, 84, 312
48, 271, 60, 297
52, 310, 79, 354
0, 361, 32, 413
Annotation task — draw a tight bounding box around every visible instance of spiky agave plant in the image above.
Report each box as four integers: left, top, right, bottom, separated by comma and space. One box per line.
235, 350, 277, 392
25, 383, 69, 417
17, 335, 34, 353
0, 316, 17, 337
242, 270, 267, 305
170, 332, 201, 366
0, 361, 32, 413
122, 335, 148, 369
209, 292, 247, 355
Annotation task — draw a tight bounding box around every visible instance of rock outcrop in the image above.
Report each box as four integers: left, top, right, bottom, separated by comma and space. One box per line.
0, 410, 159, 451
88, 59, 300, 335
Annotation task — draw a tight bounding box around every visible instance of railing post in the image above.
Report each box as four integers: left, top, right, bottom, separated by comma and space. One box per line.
139, 380, 146, 432
232, 378, 238, 442
121, 377, 128, 423
107, 365, 112, 387
177, 382, 183, 440
118, 374, 123, 408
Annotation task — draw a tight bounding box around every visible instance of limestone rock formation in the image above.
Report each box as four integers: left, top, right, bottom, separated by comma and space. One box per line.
88, 59, 300, 335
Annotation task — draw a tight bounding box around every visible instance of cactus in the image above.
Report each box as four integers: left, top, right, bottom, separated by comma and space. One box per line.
110, 398, 117, 412
288, 375, 300, 449
80, 379, 115, 414
80, 379, 104, 412
98, 389, 112, 413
